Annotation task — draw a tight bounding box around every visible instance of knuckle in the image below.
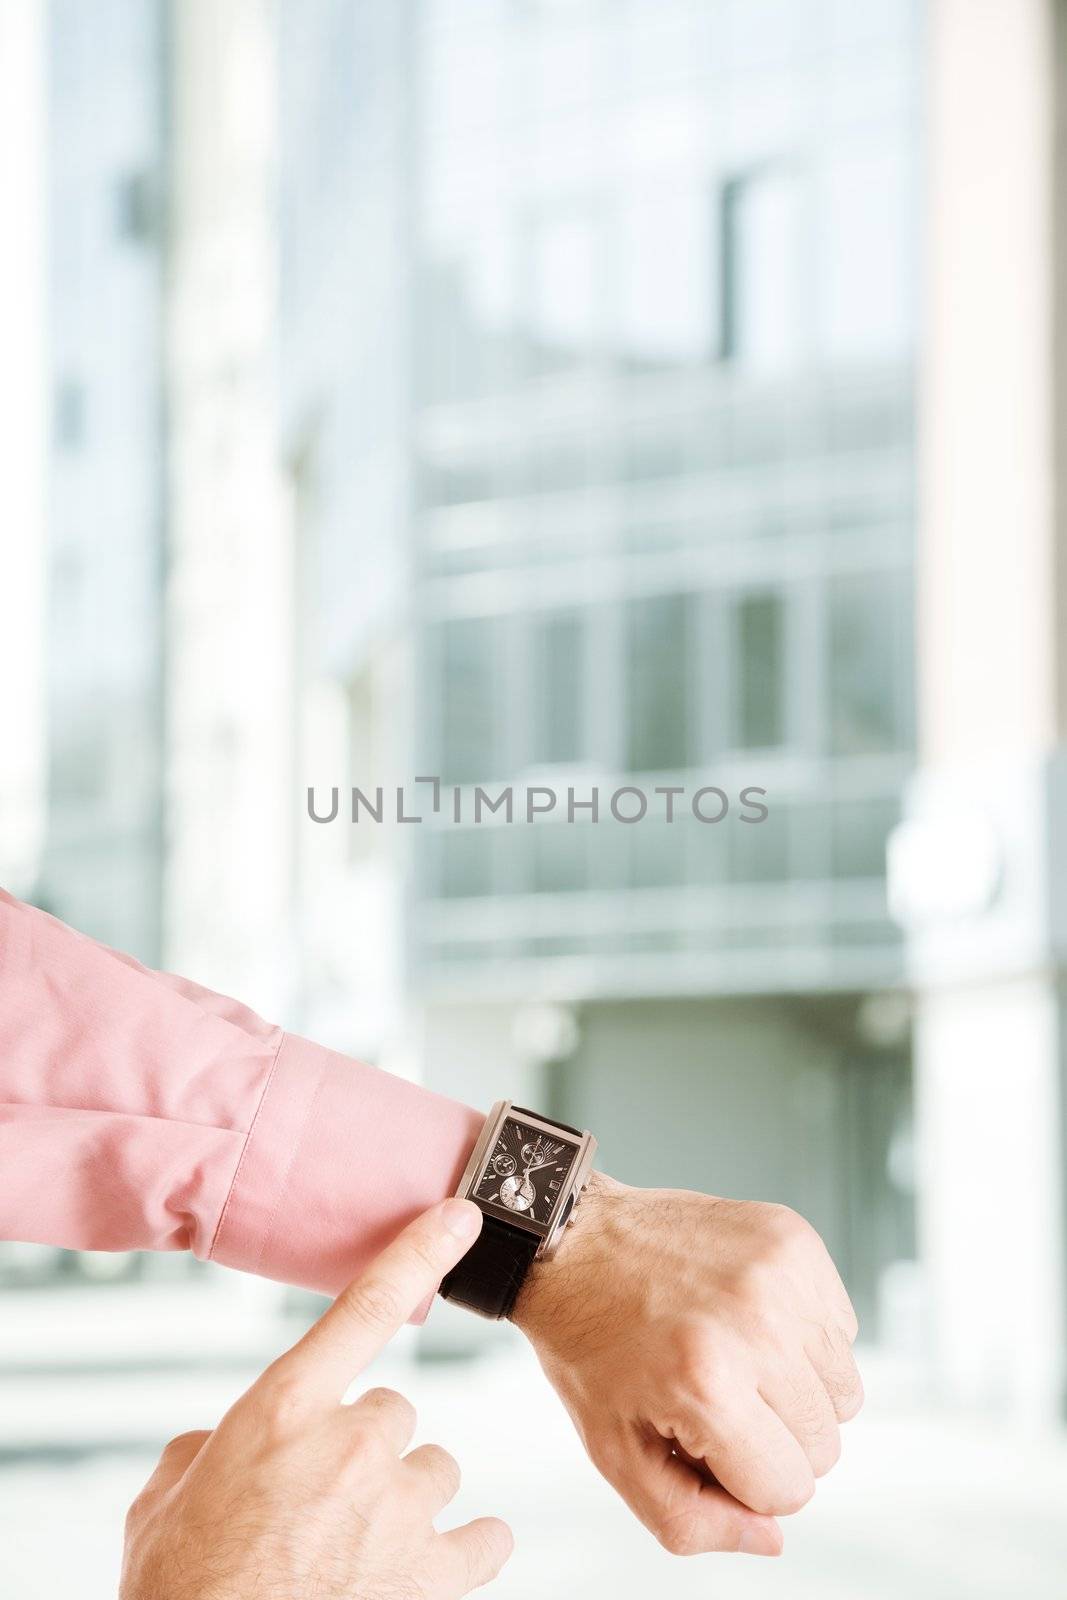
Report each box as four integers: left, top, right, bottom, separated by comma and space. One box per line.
812, 1425, 842, 1476
834, 1370, 865, 1421
404, 1231, 445, 1277
668, 1319, 715, 1395
727, 1251, 778, 1307
787, 1388, 841, 1476
817, 1331, 865, 1419
840, 1302, 861, 1345
361, 1386, 416, 1427
762, 1202, 811, 1253
467, 1518, 511, 1578
256, 1368, 306, 1433
339, 1416, 377, 1460
343, 1277, 403, 1332
789, 1374, 834, 1437
424, 1443, 461, 1488
668, 1324, 743, 1411
160, 1429, 205, 1459
726, 1206, 817, 1305
124, 1490, 150, 1533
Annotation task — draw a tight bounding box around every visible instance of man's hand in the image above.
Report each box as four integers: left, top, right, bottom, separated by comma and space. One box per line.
513, 1174, 862, 1558
122, 1199, 513, 1600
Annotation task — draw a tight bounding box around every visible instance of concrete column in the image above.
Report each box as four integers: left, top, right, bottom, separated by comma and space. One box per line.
894, 0, 1067, 1420
163, 0, 293, 1008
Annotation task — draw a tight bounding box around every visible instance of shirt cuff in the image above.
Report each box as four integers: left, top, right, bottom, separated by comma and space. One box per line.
209, 1031, 483, 1322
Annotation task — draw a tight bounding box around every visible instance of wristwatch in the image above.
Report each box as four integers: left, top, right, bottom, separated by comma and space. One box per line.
439, 1100, 597, 1320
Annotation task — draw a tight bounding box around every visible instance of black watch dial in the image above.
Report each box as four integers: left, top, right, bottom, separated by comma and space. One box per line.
474, 1116, 579, 1227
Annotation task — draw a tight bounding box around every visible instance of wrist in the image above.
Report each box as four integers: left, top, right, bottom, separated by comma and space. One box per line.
510, 1168, 626, 1345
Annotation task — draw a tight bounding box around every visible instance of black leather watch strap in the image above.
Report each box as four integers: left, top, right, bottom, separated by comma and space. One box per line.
439, 1214, 540, 1320
510, 1105, 582, 1137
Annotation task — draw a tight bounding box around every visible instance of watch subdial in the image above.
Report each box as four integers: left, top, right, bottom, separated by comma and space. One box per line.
520, 1141, 544, 1165
492, 1152, 517, 1177
498, 1174, 535, 1212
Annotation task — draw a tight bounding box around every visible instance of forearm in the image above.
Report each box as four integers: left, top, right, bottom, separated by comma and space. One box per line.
0, 888, 480, 1301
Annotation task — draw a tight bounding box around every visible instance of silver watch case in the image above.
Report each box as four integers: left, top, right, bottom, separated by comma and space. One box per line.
454, 1099, 597, 1260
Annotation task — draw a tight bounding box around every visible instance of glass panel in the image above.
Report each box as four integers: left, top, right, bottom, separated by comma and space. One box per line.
616, 187, 713, 370
830, 794, 899, 880
721, 167, 804, 372
531, 610, 584, 765
819, 146, 912, 363
629, 814, 688, 888
626, 593, 692, 772
527, 209, 600, 375
622, 425, 687, 482
440, 616, 498, 782
440, 828, 495, 898
736, 591, 785, 748
523, 433, 592, 495
828, 573, 906, 754
419, 222, 520, 403
531, 820, 588, 892
419, 457, 497, 507
729, 803, 789, 882
788, 797, 830, 880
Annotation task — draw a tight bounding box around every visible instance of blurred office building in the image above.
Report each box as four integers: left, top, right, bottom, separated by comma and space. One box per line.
4, 0, 1065, 1444
5, 3, 1067, 1596
278, 0, 920, 1353
36, 0, 167, 963
0, 0, 292, 1317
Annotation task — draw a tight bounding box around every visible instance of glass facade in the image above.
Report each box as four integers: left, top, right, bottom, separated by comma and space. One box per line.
38, 0, 166, 964
411, 0, 918, 994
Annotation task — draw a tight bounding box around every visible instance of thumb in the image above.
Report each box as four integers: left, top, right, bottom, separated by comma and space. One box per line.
261, 1198, 482, 1409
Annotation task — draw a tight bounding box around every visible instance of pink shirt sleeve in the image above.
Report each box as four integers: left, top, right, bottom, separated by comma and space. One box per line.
0, 888, 482, 1309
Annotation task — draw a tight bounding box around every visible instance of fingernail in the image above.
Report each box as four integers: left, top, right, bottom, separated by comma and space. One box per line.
738, 1525, 782, 1558
441, 1198, 482, 1240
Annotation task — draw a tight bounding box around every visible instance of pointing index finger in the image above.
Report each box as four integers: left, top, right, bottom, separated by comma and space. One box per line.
264, 1199, 482, 1408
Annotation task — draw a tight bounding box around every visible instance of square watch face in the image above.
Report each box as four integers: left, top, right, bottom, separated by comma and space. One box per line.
473, 1115, 579, 1231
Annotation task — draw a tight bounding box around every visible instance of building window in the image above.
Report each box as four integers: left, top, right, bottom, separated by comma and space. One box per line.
735, 591, 785, 749
818, 145, 912, 364
115, 171, 156, 242
439, 828, 495, 900
419, 216, 522, 404
622, 425, 687, 483
54, 379, 86, 450
531, 610, 584, 765
526, 207, 601, 376
720, 166, 804, 372
626, 593, 692, 772
616, 186, 713, 371
830, 794, 901, 880
828, 573, 907, 755
440, 616, 499, 783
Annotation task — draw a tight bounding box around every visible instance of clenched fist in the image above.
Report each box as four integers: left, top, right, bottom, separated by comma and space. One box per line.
513, 1174, 862, 1557
122, 1199, 513, 1600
